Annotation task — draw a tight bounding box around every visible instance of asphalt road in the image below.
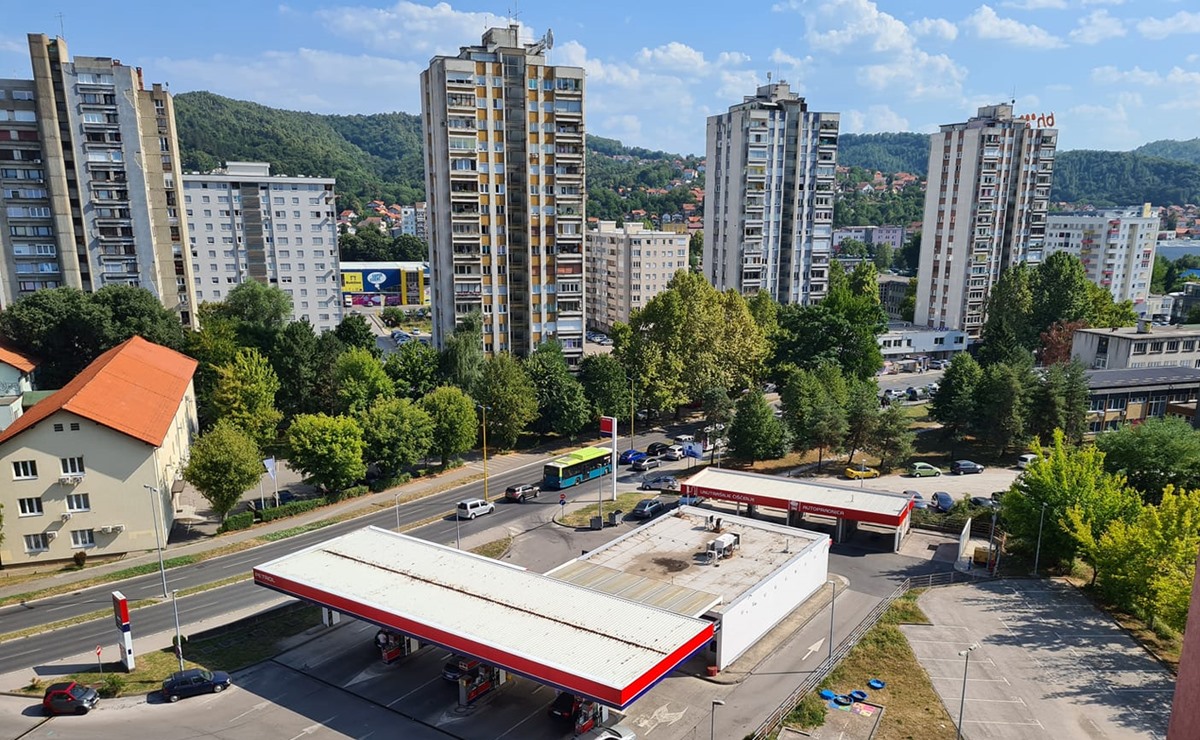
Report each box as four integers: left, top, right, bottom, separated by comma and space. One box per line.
0, 430, 680, 675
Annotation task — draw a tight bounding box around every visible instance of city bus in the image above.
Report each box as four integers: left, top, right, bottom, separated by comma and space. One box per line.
542, 445, 614, 490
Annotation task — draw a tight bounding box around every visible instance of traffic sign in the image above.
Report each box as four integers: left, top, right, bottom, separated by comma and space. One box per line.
559, 493, 567, 506
95, 645, 102, 656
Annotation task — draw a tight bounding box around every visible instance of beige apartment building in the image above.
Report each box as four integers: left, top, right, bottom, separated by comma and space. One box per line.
586, 221, 688, 333
0, 34, 195, 326
704, 82, 839, 305
1043, 205, 1157, 309
0, 337, 197, 566
1072, 322, 1200, 370
915, 104, 1057, 337
421, 26, 586, 365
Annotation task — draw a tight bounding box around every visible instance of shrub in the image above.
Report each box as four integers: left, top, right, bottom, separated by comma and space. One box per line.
326, 484, 370, 503
380, 307, 405, 327
369, 473, 412, 493
260, 498, 324, 522
218, 511, 254, 533
72, 550, 88, 569
99, 674, 125, 698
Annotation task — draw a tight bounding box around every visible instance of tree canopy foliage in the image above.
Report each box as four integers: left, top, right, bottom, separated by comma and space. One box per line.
836, 133, 932, 175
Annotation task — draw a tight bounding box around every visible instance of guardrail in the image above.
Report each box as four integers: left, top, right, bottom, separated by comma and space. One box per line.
746, 569, 991, 740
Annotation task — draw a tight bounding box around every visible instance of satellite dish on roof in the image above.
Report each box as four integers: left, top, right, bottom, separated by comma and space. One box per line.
545, 28, 554, 50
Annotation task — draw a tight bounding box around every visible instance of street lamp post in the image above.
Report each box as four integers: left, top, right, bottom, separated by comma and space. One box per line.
142, 484, 169, 598
455, 512, 462, 550
956, 644, 979, 740
1031, 502, 1048, 576
710, 699, 725, 740
627, 374, 636, 452
394, 493, 402, 530
170, 590, 185, 672
477, 404, 490, 502
827, 579, 837, 663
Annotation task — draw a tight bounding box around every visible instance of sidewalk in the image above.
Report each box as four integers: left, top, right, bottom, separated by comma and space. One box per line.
0, 445, 554, 603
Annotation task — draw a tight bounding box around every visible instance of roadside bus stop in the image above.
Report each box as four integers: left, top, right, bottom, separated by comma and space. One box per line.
680, 468, 915, 552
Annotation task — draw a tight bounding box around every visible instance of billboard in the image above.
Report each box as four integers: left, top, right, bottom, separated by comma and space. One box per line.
340, 264, 429, 306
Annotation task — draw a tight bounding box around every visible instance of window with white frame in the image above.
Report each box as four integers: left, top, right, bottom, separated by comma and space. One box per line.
12, 460, 37, 479
18, 497, 43, 516
66, 493, 90, 512
60, 457, 85, 475
24, 533, 49, 552
70, 529, 95, 548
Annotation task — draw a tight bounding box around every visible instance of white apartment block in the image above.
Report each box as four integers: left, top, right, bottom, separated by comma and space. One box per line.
0, 34, 195, 326
704, 82, 839, 305
184, 162, 341, 333
585, 221, 688, 333
915, 104, 1057, 337
1044, 205, 1157, 308
397, 202, 428, 241
422, 26, 586, 365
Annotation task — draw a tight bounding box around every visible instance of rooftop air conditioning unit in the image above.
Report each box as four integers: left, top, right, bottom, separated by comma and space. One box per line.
707, 533, 741, 560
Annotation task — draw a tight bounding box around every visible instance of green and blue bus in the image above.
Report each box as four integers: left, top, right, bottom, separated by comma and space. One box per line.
543, 445, 613, 490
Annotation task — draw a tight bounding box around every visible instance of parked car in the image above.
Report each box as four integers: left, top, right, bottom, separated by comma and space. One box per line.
639, 475, 679, 491
161, 668, 232, 703
991, 490, 1007, 504
42, 681, 99, 716
908, 462, 942, 477
1017, 453, 1038, 469
663, 445, 686, 461
504, 484, 540, 502
645, 442, 672, 457
932, 491, 955, 512
442, 655, 481, 682
906, 490, 928, 509
631, 457, 661, 472
845, 465, 880, 480
619, 449, 647, 466
950, 460, 985, 475
456, 499, 495, 520
674, 434, 696, 444
629, 498, 666, 520
970, 496, 999, 510
549, 692, 584, 722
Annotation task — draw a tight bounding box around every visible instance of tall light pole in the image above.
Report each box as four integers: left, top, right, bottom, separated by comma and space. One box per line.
477, 404, 490, 502
956, 643, 979, 740
170, 590, 185, 672
1031, 502, 1048, 576
626, 374, 636, 452
827, 579, 837, 663
710, 699, 725, 740
394, 492, 402, 530
142, 484, 169, 598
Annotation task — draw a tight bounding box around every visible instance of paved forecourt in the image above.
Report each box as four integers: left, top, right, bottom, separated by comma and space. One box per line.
902, 579, 1172, 740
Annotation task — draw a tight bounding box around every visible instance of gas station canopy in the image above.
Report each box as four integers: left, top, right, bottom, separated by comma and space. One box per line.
253, 527, 714, 708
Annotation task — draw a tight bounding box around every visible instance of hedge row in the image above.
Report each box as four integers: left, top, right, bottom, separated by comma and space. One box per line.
218, 511, 254, 533
260, 498, 325, 522
369, 473, 412, 493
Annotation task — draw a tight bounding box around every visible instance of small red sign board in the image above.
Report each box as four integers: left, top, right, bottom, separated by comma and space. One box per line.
599, 416, 616, 435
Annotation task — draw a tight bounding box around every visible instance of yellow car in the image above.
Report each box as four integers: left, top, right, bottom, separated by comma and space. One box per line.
845, 465, 881, 480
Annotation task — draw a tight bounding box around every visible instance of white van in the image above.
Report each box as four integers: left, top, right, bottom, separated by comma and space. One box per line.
674, 434, 695, 444
1017, 453, 1038, 469
456, 499, 495, 520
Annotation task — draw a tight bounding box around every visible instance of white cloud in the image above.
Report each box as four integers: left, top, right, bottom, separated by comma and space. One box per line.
1063, 101, 1138, 149
1000, 0, 1066, 9
840, 105, 910, 134
717, 51, 751, 66
858, 50, 967, 100
316, 1, 522, 56
1081, 0, 1124, 5
1070, 10, 1126, 44
963, 5, 1065, 48
716, 69, 764, 100
637, 42, 707, 73
767, 48, 813, 86
1137, 11, 1200, 40
1091, 65, 1200, 87
555, 40, 641, 88
911, 18, 958, 41
156, 49, 423, 114
803, 0, 914, 54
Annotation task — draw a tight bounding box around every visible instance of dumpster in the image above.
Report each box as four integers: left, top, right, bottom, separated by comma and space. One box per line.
608, 510, 623, 526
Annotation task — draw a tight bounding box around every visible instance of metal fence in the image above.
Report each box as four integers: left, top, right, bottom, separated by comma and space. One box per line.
746, 569, 991, 740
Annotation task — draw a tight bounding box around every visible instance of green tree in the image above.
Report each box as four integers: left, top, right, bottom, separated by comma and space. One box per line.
1084, 282, 1138, 329
1031, 252, 1092, 337
1003, 430, 1139, 570
746, 290, 779, 340
899, 278, 916, 323
333, 347, 394, 416
90, 284, 187, 351
728, 390, 789, 463
309, 332, 347, 415
383, 340, 440, 400
393, 234, 428, 262
439, 311, 484, 394
980, 264, 1035, 363
182, 420, 263, 522
843, 379, 881, 464
781, 367, 847, 469
1096, 416, 1200, 503
1027, 363, 1068, 445
866, 404, 915, 470
0, 287, 114, 387
524, 342, 591, 439
202, 281, 293, 353
929, 353, 982, 449
359, 397, 434, 476
187, 316, 242, 428
334, 314, 380, 356
975, 362, 1029, 455
285, 413, 367, 492
211, 348, 283, 448
578, 354, 632, 421
872, 243, 894, 271
270, 320, 320, 421
688, 231, 703, 270
475, 353, 538, 450
420, 386, 478, 465
700, 386, 736, 427
1062, 360, 1091, 445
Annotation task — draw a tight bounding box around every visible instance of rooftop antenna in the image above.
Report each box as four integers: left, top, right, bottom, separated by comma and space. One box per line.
56, 12, 65, 39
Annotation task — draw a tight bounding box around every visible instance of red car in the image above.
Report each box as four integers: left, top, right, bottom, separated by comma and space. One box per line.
42, 681, 99, 715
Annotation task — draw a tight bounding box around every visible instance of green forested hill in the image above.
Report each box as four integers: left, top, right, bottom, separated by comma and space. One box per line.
836, 133, 931, 175
1052, 150, 1200, 206
1134, 139, 1200, 165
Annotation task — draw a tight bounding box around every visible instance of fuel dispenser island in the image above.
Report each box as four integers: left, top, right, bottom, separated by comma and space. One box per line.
574, 700, 611, 734
374, 629, 423, 664
459, 661, 511, 706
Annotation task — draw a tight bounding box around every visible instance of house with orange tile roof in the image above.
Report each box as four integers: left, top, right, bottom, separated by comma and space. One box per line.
0, 337, 198, 566
0, 343, 39, 433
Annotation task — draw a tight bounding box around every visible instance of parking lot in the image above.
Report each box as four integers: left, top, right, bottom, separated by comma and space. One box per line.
902, 580, 1173, 740
848, 466, 1022, 502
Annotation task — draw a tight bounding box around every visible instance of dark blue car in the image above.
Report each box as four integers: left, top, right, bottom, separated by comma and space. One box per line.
618, 449, 647, 465
162, 668, 232, 702
932, 491, 954, 513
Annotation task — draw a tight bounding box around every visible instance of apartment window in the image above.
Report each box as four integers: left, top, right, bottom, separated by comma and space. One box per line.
1185, 340, 1196, 352
1089, 398, 1105, 412
1133, 342, 1147, 355
1150, 341, 1165, 353
66, 493, 91, 512
53, 423, 64, 432
70, 529, 95, 548
1167, 340, 1180, 353
1108, 396, 1126, 411
12, 460, 37, 479
24, 534, 49, 552
61, 456, 85, 475
18, 497, 43, 516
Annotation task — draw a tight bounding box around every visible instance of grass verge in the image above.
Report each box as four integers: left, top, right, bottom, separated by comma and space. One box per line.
16, 602, 321, 697
559, 491, 651, 528
257, 520, 338, 542
470, 536, 514, 560
0, 557, 198, 609
785, 596, 955, 740
0, 599, 157, 643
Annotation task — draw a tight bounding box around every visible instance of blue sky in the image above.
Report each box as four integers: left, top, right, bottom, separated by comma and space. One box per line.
2, 0, 1198, 156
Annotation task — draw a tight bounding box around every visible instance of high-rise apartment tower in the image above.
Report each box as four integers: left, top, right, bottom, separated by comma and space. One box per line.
915, 104, 1057, 336
0, 34, 195, 325
421, 25, 586, 364
703, 82, 839, 304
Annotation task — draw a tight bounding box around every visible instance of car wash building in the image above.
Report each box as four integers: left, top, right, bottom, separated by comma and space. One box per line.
681, 468, 914, 552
